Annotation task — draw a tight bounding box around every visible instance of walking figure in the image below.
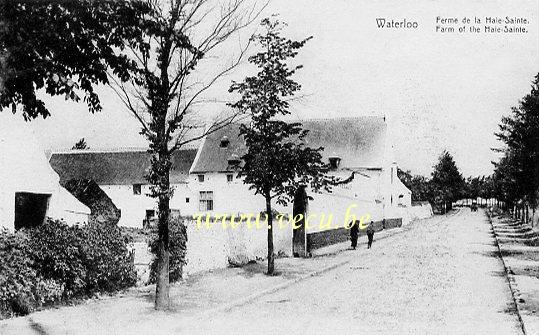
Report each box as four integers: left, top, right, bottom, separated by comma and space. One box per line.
349, 220, 359, 249
366, 221, 375, 249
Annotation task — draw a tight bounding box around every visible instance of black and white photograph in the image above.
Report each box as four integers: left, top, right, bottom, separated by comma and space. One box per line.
0, 0, 538, 333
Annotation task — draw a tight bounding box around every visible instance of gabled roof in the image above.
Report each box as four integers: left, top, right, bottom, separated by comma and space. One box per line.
190, 125, 246, 174
300, 116, 388, 168
50, 148, 198, 185
190, 116, 388, 173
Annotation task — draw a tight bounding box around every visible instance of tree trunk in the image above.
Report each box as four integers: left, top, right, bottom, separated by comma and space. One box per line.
265, 193, 274, 275
0, 50, 6, 95
292, 186, 308, 257
154, 148, 171, 310
153, 44, 173, 309
532, 207, 536, 228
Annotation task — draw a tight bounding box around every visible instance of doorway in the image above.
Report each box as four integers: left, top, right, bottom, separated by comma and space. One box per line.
14, 192, 51, 230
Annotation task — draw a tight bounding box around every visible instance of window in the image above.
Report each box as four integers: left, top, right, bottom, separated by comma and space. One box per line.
133, 184, 142, 195
220, 136, 230, 148
199, 191, 214, 211
186, 197, 190, 203
145, 210, 156, 219
197, 174, 205, 182
227, 174, 233, 182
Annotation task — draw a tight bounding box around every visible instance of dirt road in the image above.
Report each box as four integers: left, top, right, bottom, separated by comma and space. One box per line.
182, 209, 523, 334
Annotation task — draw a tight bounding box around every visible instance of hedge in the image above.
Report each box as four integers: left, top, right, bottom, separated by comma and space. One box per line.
0, 219, 136, 318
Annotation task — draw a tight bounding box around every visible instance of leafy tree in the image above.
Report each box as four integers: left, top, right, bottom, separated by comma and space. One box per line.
0, 1, 152, 118
430, 151, 464, 212
495, 73, 539, 217
468, 176, 482, 200
478, 175, 495, 204
229, 18, 332, 275
2, 0, 265, 309
103, 0, 264, 309
72, 138, 89, 150
492, 150, 521, 208
397, 168, 431, 202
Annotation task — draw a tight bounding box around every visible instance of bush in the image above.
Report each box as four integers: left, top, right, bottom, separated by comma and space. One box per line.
80, 222, 137, 293
28, 219, 137, 298
0, 229, 62, 318
27, 220, 87, 298
0, 219, 136, 318
0, 229, 37, 317
148, 217, 187, 284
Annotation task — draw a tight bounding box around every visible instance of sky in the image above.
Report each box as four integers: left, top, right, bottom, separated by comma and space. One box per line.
25, 0, 539, 177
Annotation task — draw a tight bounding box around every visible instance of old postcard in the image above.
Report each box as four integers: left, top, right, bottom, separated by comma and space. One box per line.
0, 0, 538, 333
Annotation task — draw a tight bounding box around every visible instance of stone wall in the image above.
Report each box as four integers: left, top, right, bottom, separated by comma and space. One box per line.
131, 217, 293, 282
306, 219, 402, 252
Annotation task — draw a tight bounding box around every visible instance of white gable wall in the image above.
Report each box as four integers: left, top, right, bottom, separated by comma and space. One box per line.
0, 113, 89, 230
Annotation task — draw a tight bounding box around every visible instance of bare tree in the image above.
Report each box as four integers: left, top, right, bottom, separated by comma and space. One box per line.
106, 0, 266, 309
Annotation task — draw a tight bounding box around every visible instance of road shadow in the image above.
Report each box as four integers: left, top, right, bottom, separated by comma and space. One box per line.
501, 302, 519, 316
28, 318, 49, 335
234, 260, 301, 279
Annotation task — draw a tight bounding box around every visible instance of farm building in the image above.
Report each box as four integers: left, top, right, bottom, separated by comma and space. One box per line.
0, 113, 89, 231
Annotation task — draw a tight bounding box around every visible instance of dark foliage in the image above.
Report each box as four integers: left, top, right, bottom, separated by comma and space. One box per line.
27, 220, 87, 297
0, 229, 63, 318
0, 220, 136, 318
72, 138, 89, 150
77, 222, 137, 293
397, 169, 431, 202
430, 151, 465, 211
0, 1, 153, 119
27, 220, 136, 298
493, 73, 539, 209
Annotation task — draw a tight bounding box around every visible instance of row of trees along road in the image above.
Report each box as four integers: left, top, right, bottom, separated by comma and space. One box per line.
399, 152, 502, 212
400, 74, 539, 215
0, 1, 340, 309
492, 73, 539, 223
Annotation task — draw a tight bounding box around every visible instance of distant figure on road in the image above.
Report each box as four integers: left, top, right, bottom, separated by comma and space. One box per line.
350, 220, 359, 249
366, 222, 375, 249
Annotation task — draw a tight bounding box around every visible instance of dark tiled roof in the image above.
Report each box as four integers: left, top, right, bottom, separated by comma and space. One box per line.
50, 148, 198, 185
190, 124, 246, 174
190, 116, 388, 173
301, 116, 387, 168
